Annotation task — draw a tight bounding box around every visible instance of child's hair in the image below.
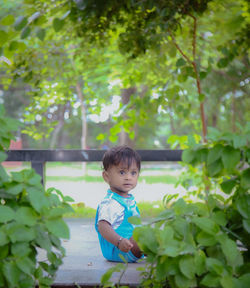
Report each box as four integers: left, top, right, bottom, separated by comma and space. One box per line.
102, 145, 141, 171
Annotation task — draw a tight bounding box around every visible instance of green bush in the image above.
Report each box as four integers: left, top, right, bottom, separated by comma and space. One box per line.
101, 127, 250, 288
0, 105, 73, 288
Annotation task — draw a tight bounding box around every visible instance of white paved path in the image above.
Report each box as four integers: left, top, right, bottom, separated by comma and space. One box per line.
45, 166, 186, 208
45, 180, 186, 209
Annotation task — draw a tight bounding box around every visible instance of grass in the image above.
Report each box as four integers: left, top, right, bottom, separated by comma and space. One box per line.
137, 201, 165, 218
47, 174, 177, 184
64, 202, 96, 218
47, 175, 104, 182
139, 175, 177, 184
64, 200, 165, 219
47, 162, 102, 169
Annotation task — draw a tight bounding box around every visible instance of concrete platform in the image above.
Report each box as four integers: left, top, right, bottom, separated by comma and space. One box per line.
41, 219, 145, 287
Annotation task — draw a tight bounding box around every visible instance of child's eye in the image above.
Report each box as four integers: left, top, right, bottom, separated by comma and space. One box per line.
119, 170, 125, 175
131, 171, 137, 176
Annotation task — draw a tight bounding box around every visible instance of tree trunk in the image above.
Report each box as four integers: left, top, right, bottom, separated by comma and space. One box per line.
119, 87, 137, 147
76, 82, 87, 174
50, 105, 65, 149
169, 15, 207, 142
169, 109, 176, 134
212, 113, 217, 128
232, 90, 236, 133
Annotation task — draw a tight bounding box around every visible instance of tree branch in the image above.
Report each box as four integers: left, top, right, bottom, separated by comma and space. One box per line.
188, 14, 197, 61
168, 30, 193, 65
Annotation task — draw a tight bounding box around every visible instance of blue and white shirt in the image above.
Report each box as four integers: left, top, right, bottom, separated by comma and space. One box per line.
96, 189, 140, 230
95, 189, 142, 262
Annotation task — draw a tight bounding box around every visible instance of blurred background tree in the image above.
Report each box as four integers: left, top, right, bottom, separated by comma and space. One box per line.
0, 0, 249, 149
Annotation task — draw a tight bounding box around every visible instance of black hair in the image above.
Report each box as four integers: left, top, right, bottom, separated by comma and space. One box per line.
102, 145, 141, 171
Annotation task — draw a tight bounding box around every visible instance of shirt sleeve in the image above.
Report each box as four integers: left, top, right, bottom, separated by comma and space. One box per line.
98, 198, 125, 229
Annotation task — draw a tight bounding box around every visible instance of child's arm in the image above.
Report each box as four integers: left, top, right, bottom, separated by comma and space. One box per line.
98, 220, 133, 253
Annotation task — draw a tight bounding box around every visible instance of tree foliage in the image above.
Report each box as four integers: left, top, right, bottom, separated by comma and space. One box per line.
0, 0, 249, 148
102, 125, 250, 288
0, 105, 73, 287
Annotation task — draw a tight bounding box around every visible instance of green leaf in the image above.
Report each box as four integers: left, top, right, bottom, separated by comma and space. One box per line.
11, 242, 31, 257
182, 149, 196, 163
207, 144, 223, 165
0, 30, 8, 46
96, 133, 105, 140
1, 15, 15, 25
206, 257, 224, 275
233, 135, 247, 149
219, 236, 243, 267
220, 179, 237, 194
37, 28, 46, 41
16, 257, 35, 275
39, 276, 54, 286
0, 151, 7, 162
21, 26, 31, 39
175, 272, 196, 288
0, 245, 9, 259
173, 198, 188, 215
27, 187, 48, 213
236, 195, 250, 219
0, 229, 9, 246
7, 183, 24, 195
198, 93, 205, 102
237, 273, 250, 288
176, 58, 186, 67
151, 208, 175, 222
207, 159, 223, 177
3, 261, 21, 286
243, 219, 250, 233
196, 148, 208, 163
179, 255, 195, 279
246, 148, 250, 163
14, 16, 28, 31
35, 225, 52, 251
109, 134, 118, 143
11, 171, 24, 182
211, 211, 227, 226
217, 57, 229, 68
46, 207, 72, 218
194, 250, 206, 276
163, 242, 180, 257
62, 195, 74, 202
53, 18, 65, 32
192, 217, 220, 235
101, 267, 116, 285
220, 275, 234, 288
156, 259, 169, 281
200, 71, 207, 79
200, 273, 220, 287
15, 207, 37, 226
128, 216, 141, 225
0, 166, 9, 182
28, 173, 42, 185
240, 168, 250, 189
133, 226, 158, 253
45, 218, 70, 239
197, 231, 217, 246
173, 218, 189, 237
222, 146, 241, 172
0, 206, 15, 222
8, 223, 36, 243
9, 40, 19, 51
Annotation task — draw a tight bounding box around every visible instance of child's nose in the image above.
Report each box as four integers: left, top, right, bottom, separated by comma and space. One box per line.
126, 173, 132, 179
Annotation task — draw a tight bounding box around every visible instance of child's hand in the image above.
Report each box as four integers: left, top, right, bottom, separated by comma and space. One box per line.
118, 238, 133, 252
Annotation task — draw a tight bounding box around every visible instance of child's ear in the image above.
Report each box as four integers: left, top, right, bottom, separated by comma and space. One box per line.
102, 171, 109, 183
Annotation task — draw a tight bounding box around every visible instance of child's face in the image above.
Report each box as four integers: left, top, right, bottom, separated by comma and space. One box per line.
102, 160, 139, 196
